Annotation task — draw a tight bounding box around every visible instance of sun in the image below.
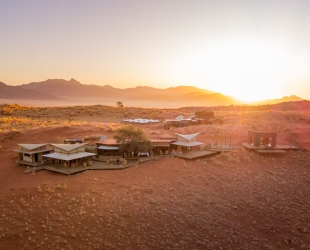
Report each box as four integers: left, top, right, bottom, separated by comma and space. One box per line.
167, 38, 292, 102
204, 40, 288, 102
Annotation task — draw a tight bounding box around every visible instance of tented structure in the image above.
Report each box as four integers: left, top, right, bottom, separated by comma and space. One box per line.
43, 143, 96, 168
171, 133, 204, 153
15, 143, 52, 166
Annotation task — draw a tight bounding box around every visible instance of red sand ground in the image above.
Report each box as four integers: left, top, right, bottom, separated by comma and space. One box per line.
0, 122, 310, 249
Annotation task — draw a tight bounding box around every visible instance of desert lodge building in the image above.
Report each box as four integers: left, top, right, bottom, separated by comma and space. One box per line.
15, 133, 206, 168
15, 143, 96, 168
42, 143, 96, 167
15, 144, 52, 167
95, 133, 204, 157
170, 133, 204, 153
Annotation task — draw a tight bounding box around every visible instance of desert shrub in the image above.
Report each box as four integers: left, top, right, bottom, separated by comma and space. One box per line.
1, 107, 13, 115
226, 153, 240, 164
115, 124, 151, 153
242, 156, 252, 163
0, 145, 3, 151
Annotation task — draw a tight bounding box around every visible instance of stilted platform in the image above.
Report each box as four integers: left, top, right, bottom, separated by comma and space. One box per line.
24, 166, 47, 174
18, 160, 49, 167
256, 149, 286, 154
23, 157, 154, 175
242, 142, 299, 155
242, 143, 299, 150
175, 150, 218, 160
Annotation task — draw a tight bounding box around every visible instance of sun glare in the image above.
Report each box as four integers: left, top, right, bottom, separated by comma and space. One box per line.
168, 38, 293, 102
206, 41, 289, 102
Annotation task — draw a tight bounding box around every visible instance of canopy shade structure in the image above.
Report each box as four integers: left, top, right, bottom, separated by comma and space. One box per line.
187, 115, 195, 119
98, 146, 119, 150
51, 143, 87, 151
42, 152, 96, 161
175, 133, 200, 141
175, 115, 185, 120
171, 141, 204, 148
123, 119, 160, 124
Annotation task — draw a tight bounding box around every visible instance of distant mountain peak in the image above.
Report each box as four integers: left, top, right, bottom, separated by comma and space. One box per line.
69, 78, 80, 83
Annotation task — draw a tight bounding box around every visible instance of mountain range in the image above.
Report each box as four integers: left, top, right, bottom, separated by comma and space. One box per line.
0, 81, 59, 100
0, 78, 304, 106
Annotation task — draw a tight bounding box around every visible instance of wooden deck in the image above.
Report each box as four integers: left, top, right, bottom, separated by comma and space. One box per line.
274, 145, 299, 150
256, 149, 286, 154
210, 145, 240, 152
18, 160, 49, 167
23, 157, 154, 175
24, 165, 47, 174
242, 143, 299, 150
175, 150, 218, 160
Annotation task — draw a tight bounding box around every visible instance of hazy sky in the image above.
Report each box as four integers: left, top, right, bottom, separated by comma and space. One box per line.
1, 0, 310, 101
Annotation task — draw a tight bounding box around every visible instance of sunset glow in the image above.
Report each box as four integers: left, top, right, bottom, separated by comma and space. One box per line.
1, 0, 310, 102
165, 37, 300, 101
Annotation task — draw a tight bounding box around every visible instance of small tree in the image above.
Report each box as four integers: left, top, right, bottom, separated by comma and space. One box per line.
195, 110, 215, 120
114, 125, 151, 153
116, 101, 124, 107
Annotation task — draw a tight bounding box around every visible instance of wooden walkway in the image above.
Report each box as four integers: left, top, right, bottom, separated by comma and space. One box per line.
174, 150, 218, 160
24, 157, 154, 175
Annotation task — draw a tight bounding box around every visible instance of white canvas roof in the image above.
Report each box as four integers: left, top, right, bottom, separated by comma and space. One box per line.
42, 152, 96, 161
98, 146, 119, 150
51, 143, 86, 152
175, 115, 185, 120
18, 143, 47, 151
123, 119, 160, 123
175, 133, 200, 141
171, 141, 204, 147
